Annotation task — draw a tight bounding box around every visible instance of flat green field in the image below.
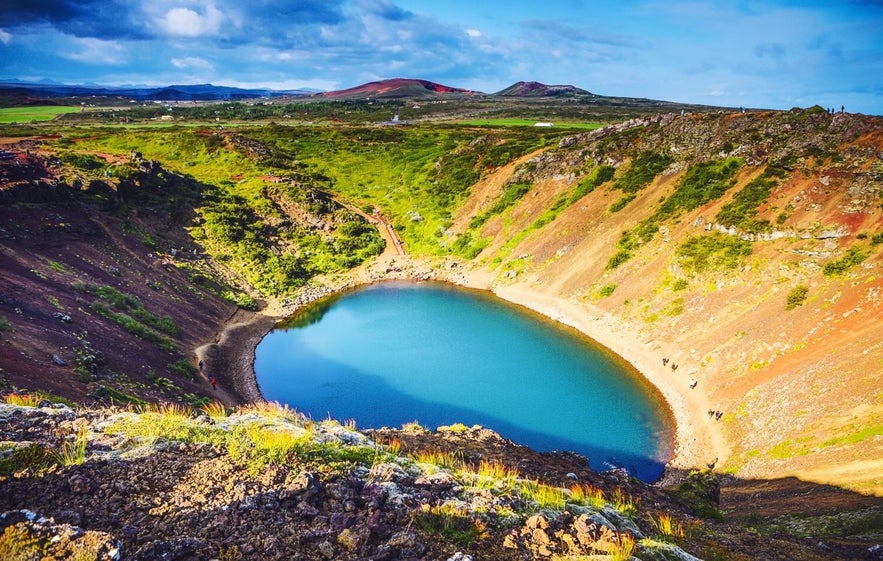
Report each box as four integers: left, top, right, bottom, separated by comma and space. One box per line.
457, 118, 604, 129
0, 106, 82, 123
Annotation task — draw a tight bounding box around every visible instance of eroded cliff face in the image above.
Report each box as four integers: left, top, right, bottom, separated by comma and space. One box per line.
453, 108, 883, 493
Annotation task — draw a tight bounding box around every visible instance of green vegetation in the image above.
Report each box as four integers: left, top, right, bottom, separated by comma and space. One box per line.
823, 247, 869, 276
570, 164, 615, 203
668, 471, 723, 521
0, 105, 81, 123
786, 285, 810, 310
715, 167, 786, 233
608, 193, 636, 213
458, 119, 604, 129
610, 158, 744, 269
598, 283, 617, 297
57, 151, 106, 172
470, 181, 533, 228
676, 233, 752, 274
412, 503, 487, 546
168, 359, 199, 379
612, 152, 673, 193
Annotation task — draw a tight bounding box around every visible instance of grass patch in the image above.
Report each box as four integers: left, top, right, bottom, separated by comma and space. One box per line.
608, 193, 636, 213
649, 512, 687, 541
520, 479, 567, 510
676, 233, 752, 273
0, 106, 81, 123
458, 460, 519, 492
613, 152, 673, 193
412, 503, 488, 546
570, 164, 615, 203
168, 359, 198, 379
569, 483, 606, 508
54, 425, 89, 466
611, 157, 744, 269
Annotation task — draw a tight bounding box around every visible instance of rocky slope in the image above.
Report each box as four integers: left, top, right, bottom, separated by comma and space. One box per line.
3, 401, 880, 561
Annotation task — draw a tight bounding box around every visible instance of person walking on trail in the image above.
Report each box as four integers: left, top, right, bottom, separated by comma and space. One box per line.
210, 377, 217, 390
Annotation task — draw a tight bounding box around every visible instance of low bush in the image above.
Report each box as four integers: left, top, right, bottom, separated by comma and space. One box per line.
786, 285, 809, 310
823, 247, 869, 276
676, 233, 752, 274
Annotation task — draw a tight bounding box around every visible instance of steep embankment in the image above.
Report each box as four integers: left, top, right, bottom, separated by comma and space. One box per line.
449, 108, 883, 495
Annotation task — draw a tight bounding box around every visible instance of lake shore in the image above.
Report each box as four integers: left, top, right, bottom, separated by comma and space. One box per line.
482, 283, 728, 481
206, 254, 727, 483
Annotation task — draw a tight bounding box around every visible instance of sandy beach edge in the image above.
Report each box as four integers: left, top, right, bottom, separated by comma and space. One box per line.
202, 258, 726, 484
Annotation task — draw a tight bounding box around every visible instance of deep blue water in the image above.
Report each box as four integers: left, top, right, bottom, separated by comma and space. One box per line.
255, 281, 674, 481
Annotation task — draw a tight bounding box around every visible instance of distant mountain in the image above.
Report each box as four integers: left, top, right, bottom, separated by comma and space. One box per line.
495, 81, 592, 97
318, 78, 475, 100
0, 81, 316, 102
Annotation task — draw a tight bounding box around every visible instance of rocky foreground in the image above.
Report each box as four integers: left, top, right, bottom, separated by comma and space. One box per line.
1, 399, 880, 561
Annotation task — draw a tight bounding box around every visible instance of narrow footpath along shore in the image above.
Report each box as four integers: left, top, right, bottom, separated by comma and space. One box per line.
200, 254, 728, 482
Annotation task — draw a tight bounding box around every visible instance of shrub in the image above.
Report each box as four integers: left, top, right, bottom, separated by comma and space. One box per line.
715, 173, 777, 233
676, 233, 752, 273
823, 247, 869, 276
168, 359, 198, 379
598, 283, 617, 297
672, 278, 689, 291
606, 249, 632, 270
786, 285, 809, 310
872, 232, 883, 245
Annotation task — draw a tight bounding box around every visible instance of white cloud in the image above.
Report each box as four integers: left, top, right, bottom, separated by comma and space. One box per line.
66, 37, 126, 65
465, 28, 482, 38
159, 4, 226, 37
171, 56, 214, 71
0, 29, 11, 44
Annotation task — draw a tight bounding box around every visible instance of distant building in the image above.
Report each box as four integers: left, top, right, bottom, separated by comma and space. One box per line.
534, 122, 554, 127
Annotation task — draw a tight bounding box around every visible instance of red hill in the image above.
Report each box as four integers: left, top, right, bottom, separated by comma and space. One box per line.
319, 78, 475, 99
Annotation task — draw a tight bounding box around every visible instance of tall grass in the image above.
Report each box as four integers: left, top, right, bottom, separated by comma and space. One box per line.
569, 483, 606, 508
649, 512, 686, 540
609, 532, 637, 561
520, 479, 566, 510
458, 460, 520, 491
55, 425, 89, 466
5, 393, 41, 407
611, 488, 639, 516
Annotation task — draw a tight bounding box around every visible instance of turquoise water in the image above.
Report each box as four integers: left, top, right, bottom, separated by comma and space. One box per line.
255, 281, 674, 481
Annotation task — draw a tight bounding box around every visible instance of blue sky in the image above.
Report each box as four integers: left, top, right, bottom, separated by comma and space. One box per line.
1, 0, 881, 114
